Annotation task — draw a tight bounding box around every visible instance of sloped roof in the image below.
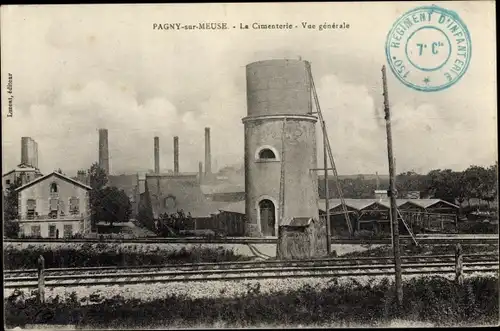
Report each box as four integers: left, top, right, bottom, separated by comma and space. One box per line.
400, 199, 459, 209
318, 199, 380, 212
3, 164, 41, 177
15, 172, 91, 192
200, 182, 245, 195
218, 200, 246, 214
318, 198, 458, 212
145, 174, 219, 218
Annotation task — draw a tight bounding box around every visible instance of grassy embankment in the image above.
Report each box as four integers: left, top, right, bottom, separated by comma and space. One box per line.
5, 276, 498, 328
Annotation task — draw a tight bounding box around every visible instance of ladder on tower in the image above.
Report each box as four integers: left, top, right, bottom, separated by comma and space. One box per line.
306, 64, 354, 236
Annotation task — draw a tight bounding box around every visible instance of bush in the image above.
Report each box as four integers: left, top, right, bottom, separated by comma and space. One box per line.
342, 243, 499, 258
457, 221, 498, 234
4, 220, 20, 238
4, 276, 498, 328
3, 244, 250, 269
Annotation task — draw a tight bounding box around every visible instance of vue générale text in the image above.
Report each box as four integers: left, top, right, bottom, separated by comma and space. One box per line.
152, 22, 350, 31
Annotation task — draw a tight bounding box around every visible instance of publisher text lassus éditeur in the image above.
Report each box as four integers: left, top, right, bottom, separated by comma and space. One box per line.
7, 73, 13, 117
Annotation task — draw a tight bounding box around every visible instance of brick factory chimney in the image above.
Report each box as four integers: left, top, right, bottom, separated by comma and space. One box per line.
21, 137, 38, 168
21, 137, 29, 165
204, 127, 211, 177
174, 136, 179, 174
98, 129, 109, 175
154, 136, 160, 174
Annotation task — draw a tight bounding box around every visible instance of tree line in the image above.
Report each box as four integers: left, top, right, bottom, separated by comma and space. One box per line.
319, 162, 498, 209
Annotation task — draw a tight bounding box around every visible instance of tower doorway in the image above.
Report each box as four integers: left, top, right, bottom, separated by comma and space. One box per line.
259, 199, 276, 236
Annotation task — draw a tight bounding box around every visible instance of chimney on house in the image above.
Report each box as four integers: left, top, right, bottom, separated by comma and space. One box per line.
98, 129, 109, 175
77, 170, 87, 185
154, 136, 160, 174
174, 136, 179, 174
204, 127, 211, 177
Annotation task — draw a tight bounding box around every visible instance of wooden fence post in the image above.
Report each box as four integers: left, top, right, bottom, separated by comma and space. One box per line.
37, 255, 45, 304
455, 243, 464, 285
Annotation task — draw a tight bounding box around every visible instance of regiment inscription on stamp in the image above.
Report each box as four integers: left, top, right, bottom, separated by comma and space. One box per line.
385, 5, 472, 92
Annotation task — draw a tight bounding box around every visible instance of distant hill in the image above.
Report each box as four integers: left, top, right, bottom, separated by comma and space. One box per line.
322, 174, 390, 180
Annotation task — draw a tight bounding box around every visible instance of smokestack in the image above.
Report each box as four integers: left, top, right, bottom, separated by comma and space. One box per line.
198, 161, 203, 182
33, 141, 38, 169
20, 137, 38, 168
154, 137, 160, 174
21, 137, 29, 166
98, 129, 109, 175
204, 127, 211, 177
174, 136, 179, 174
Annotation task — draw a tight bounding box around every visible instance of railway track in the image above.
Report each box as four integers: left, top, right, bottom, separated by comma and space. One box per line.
4, 234, 498, 245
4, 254, 498, 289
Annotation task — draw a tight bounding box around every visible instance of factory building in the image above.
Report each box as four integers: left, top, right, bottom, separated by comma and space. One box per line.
144, 173, 218, 219
243, 59, 321, 238
3, 164, 43, 190
200, 182, 245, 202
138, 133, 222, 225
14, 171, 91, 238
3, 137, 43, 190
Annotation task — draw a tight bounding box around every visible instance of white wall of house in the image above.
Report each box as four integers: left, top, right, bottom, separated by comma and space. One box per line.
17, 173, 90, 238
19, 219, 84, 238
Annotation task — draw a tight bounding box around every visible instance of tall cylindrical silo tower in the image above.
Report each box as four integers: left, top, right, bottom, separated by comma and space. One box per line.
243, 59, 320, 237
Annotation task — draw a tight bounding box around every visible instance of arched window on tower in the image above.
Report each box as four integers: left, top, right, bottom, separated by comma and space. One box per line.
258, 148, 276, 160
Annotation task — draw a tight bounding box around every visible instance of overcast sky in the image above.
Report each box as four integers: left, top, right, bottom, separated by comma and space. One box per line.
1, 2, 497, 176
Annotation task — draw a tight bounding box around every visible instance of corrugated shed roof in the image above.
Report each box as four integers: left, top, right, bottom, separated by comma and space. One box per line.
400, 199, 459, 209
318, 199, 378, 211
318, 198, 458, 212
145, 174, 219, 218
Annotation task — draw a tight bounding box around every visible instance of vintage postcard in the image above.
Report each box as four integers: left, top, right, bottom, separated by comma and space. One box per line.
2, 2, 498, 329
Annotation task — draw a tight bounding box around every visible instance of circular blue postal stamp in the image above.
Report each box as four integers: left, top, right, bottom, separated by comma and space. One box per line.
385, 5, 472, 92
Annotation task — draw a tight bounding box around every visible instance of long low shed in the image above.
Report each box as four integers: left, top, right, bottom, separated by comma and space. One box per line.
318, 198, 460, 234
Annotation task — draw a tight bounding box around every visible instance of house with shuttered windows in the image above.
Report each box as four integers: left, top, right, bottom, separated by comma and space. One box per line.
15, 171, 92, 238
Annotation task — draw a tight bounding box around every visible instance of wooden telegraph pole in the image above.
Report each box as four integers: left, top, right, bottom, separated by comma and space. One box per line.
382, 65, 403, 307
323, 120, 331, 254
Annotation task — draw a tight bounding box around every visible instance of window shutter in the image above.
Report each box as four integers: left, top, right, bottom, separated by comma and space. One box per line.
50, 198, 59, 211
